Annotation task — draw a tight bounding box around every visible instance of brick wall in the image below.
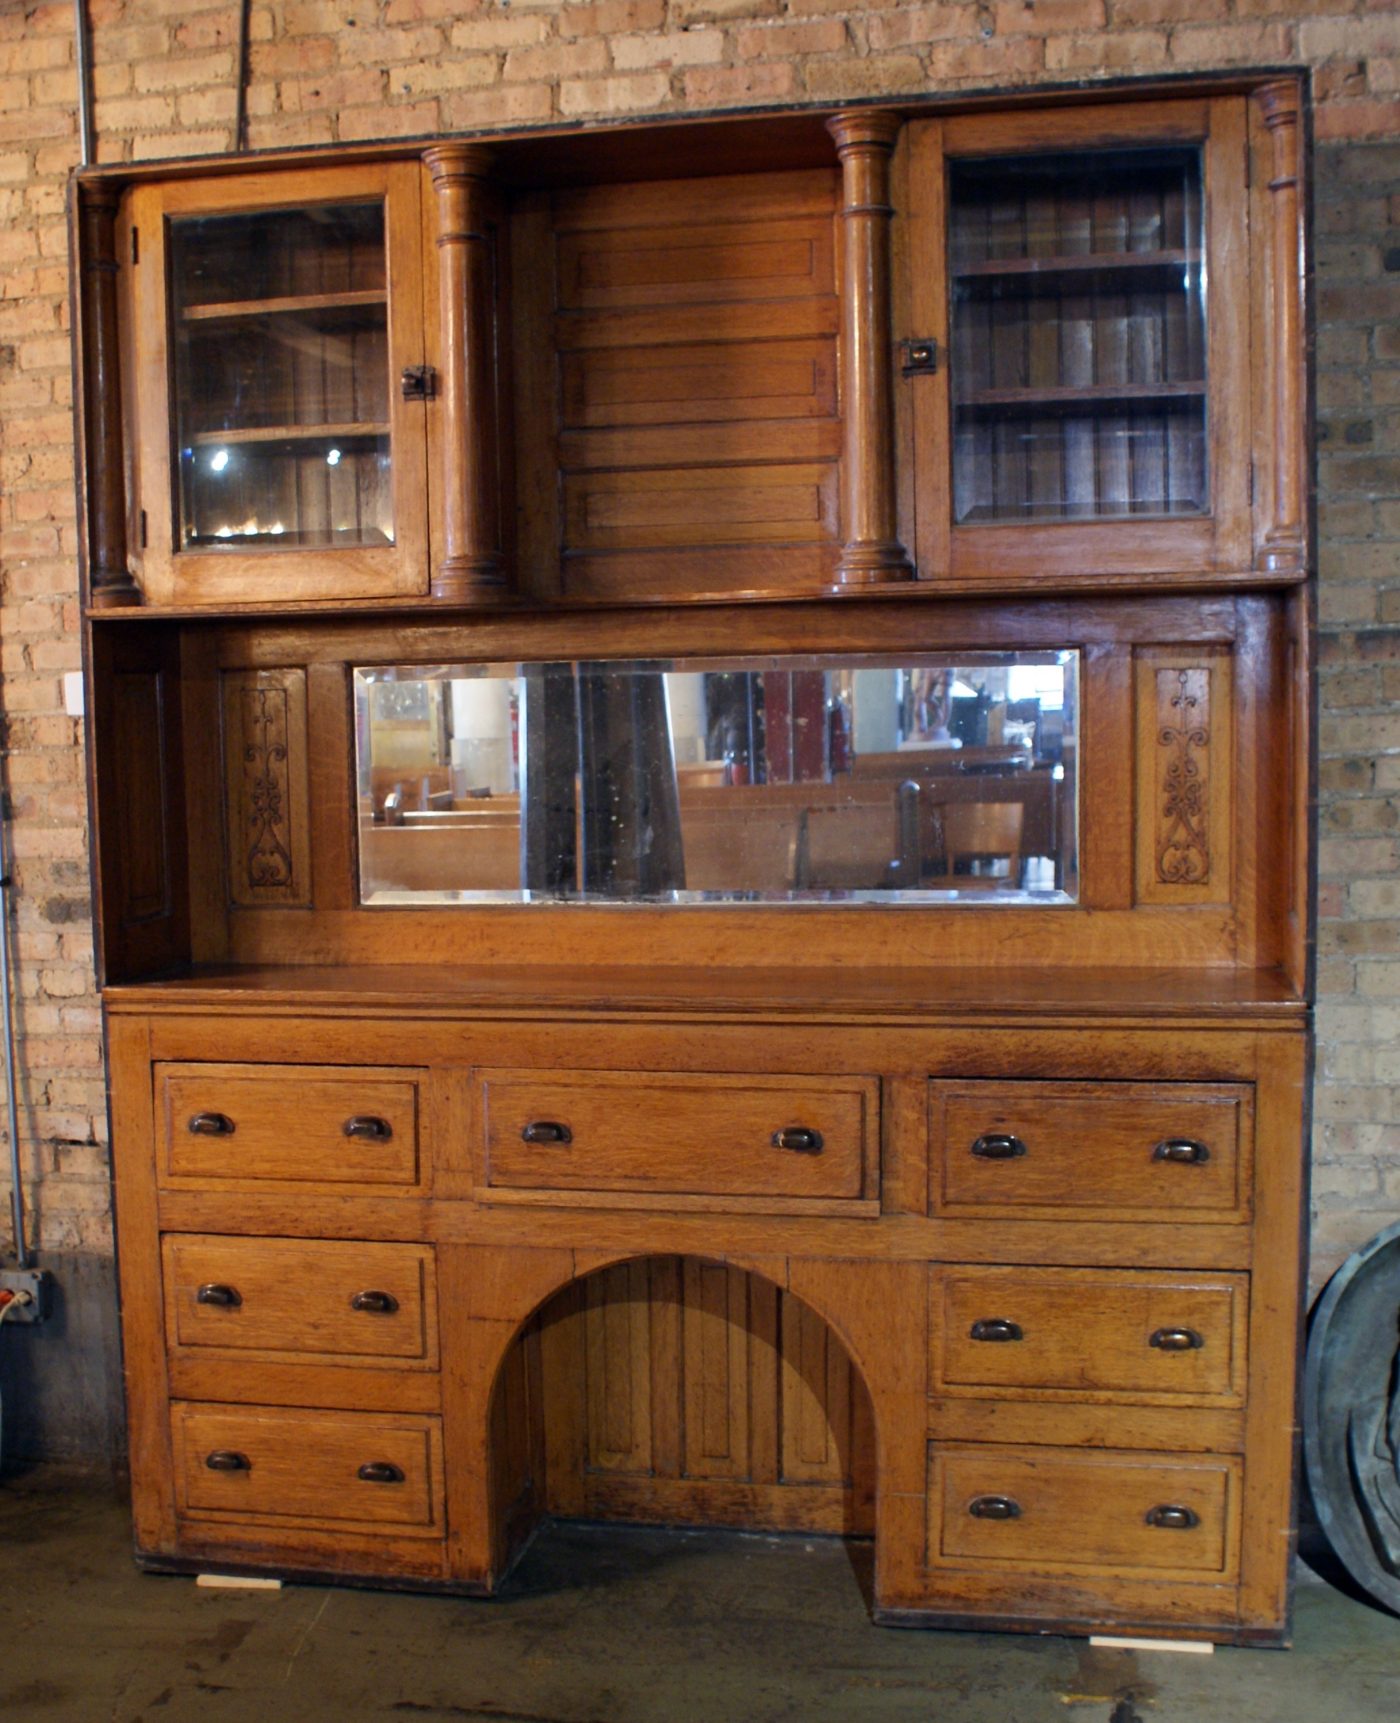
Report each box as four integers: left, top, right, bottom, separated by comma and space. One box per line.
0, 0, 1395, 1461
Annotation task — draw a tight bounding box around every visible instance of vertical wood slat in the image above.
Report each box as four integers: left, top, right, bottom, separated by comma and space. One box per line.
1255, 81, 1307, 575
79, 183, 138, 606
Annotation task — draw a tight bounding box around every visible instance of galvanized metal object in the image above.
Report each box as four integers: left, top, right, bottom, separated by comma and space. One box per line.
1304, 1220, 1400, 1615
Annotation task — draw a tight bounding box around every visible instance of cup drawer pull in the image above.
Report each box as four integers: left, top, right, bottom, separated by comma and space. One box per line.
358, 1461, 405, 1485
970, 1133, 1026, 1160
195, 1283, 242, 1308
350, 1290, 399, 1315
969, 1318, 1023, 1343
1150, 1327, 1204, 1352
1152, 1138, 1210, 1165
204, 1450, 250, 1473
188, 1111, 235, 1137
968, 1494, 1021, 1521
1145, 1503, 1200, 1530
771, 1127, 824, 1155
343, 1115, 393, 1142
521, 1120, 572, 1146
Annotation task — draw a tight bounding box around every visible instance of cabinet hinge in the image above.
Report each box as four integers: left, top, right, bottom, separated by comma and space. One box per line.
131, 226, 138, 265
139, 508, 147, 549
899, 338, 939, 376
400, 365, 437, 402
1249, 460, 1255, 506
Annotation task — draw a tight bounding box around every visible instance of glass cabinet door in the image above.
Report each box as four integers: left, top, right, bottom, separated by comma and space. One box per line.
903, 99, 1251, 582
124, 163, 429, 605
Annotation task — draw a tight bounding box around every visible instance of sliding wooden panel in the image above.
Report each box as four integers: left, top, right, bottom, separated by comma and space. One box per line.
544, 169, 843, 600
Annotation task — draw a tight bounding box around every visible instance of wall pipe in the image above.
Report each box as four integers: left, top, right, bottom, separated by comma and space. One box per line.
74, 0, 93, 169
0, 806, 28, 1270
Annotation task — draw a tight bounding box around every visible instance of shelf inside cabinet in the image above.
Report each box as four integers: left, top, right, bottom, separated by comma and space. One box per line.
181, 289, 389, 323
953, 249, 1201, 293
955, 382, 1206, 416
188, 421, 390, 447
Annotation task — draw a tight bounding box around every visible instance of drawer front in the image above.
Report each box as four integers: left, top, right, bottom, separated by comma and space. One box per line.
930, 1445, 1239, 1579
480, 1069, 874, 1200
933, 1267, 1247, 1403
164, 1236, 437, 1366
931, 1080, 1249, 1220
172, 1403, 444, 1532
159, 1063, 421, 1188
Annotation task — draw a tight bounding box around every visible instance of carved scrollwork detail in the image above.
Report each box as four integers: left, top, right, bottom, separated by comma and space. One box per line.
242, 685, 294, 889
1156, 669, 1211, 886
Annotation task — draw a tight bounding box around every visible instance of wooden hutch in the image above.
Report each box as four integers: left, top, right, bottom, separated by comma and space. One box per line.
74, 75, 1313, 1643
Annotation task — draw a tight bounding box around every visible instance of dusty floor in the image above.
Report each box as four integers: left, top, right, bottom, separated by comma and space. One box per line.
1, 1467, 1397, 1723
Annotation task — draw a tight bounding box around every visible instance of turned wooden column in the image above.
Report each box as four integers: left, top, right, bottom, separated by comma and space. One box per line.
1257, 81, 1307, 576
424, 145, 508, 601
80, 184, 139, 608
826, 110, 912, 587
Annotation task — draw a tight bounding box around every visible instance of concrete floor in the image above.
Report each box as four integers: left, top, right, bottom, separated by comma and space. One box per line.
1, 1468, 1398, 1723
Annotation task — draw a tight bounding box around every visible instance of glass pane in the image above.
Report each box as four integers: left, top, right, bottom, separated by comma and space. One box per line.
170, 203, 393, 550
353, 653, 1079, 906
950, 147, 1207, 524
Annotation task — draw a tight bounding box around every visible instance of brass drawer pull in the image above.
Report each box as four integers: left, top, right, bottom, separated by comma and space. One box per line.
195, 1283, 242, 1309
969, 1318, 1023, 1343
204, 1450, 250, 1473
343, 1115, 393, 1142
1153, 1138, 1210, 1165
358, 1461, 405, 1485
350, 1290, 399, 1315
521, 1119, 572, 1146
1146, 1503, 1200, 1530
970, 1133, 1026, 1160
188, 1111, 235, 1137
1150, 1327, 1204, 1352
771, 1127, 824, 1155
968, 1494, 1021, 1520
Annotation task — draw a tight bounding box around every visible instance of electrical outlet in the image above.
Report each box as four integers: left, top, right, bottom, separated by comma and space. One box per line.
0, 1268, 53, 1324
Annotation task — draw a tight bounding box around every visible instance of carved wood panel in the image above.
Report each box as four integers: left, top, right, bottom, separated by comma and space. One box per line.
1134, 649, 1233, 906
221, 668, 312, 908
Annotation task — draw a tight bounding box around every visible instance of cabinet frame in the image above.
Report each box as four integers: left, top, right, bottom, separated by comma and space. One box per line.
121, 161, 431, 606
900, 97, 1254, 585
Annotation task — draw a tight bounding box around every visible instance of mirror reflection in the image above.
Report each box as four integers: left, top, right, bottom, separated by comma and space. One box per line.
354, 653, 1078, 904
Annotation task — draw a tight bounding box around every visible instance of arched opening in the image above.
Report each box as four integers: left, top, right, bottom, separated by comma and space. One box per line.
486, 1255, 877, 1585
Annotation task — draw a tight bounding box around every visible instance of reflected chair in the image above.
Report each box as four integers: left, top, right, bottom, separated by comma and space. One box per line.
924, 800, 1024, 888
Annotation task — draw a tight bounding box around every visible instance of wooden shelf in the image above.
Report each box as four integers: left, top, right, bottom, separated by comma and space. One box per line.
955, 382, 1206, 415
187, 421, 389, 447
954, 248, 1201, 282
181, 289, 387, 323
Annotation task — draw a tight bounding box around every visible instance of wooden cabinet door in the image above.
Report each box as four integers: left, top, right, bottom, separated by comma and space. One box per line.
901, 97, 1252, 585
122, 162, 430, 606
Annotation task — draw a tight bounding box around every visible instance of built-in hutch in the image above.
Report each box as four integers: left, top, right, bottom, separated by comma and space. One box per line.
75, 76, 1313, 1643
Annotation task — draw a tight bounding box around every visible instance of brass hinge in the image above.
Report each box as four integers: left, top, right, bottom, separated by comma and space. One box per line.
139, 509, 148, 549
130, 226, 138, 265
900, 338, 939, 376
400, 365, 437, 402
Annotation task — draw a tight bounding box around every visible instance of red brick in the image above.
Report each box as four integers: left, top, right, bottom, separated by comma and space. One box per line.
682, 62, 800, 105
996, 0, 1105, 33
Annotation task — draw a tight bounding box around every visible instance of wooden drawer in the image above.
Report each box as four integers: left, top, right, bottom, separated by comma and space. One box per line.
932, 1267, 1248, 1405
157, 1063, 422, 1190
163, 1236, 438, 1367
479, 1069, 875, 1203
930, 1080, 1250, 1222
929, 1445, 1240, 1580
172, 1402, 445, 1534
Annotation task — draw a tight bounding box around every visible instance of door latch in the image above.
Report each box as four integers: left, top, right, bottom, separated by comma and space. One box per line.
400, 365, 437, 402
900, 338, 939, 376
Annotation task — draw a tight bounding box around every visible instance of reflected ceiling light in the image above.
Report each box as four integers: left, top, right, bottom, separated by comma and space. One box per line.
209, 448, 230, 472
326, 447, 342, 466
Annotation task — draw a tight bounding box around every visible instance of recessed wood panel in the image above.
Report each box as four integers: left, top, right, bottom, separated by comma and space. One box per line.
221, 667, 312, 909
565, 464, 838, 552
557, 216, 834, 311
531, 1258, 873, 1535
112, 671, 173, 923
562, 339, 836, 430
1134, 648, 1234, 905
